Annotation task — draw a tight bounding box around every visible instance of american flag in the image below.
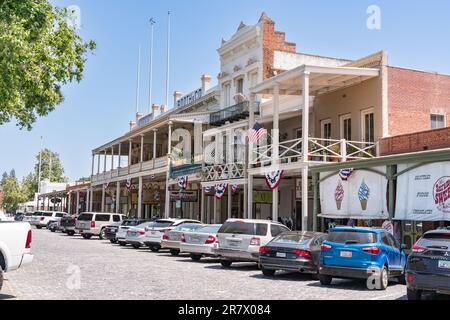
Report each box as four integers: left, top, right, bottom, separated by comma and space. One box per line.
248, 122, 267, 143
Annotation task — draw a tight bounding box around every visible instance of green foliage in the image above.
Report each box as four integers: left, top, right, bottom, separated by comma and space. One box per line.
0, 0, 96, 130
34, 148, 67, 183
1, 171, 27, 211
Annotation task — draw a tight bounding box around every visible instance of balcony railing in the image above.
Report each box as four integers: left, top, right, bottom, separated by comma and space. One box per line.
202, 163, 246, 182
251, 137, 377, 166
210, 101, 260, 126
171, 164, 202, 179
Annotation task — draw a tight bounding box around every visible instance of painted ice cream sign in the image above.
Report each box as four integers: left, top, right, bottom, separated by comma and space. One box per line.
358, 180, 370, 211
433, 176, 450, 213
335, 181, 344, 210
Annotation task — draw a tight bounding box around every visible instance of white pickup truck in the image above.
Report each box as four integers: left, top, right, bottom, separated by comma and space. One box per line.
0, 222, 34, 291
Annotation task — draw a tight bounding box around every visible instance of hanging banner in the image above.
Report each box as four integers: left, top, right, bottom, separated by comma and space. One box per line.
265, 171, 284, 190
170, 191, 199, 203
126, 178, 132, 190
339, 168, 354, 181
395, 162, 450, 221
177, 176, 188, 191
215, 183, 228, 199
320, 167, 389, 219
231, 184, 239, 193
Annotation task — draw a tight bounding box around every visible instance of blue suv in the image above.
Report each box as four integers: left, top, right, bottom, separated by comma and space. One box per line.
319, 227, 407, 290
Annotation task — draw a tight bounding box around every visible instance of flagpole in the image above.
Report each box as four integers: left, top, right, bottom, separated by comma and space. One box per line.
148, 18, 156, 113
38, 136, 43, 194
165, 11, 171, 108
135, 45, 142, 114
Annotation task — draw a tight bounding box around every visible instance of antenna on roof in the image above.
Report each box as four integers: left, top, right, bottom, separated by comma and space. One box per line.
135, 45, 142, 114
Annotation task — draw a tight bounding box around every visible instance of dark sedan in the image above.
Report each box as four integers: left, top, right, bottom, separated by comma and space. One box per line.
407, 228, 450, 300
259, 231, 328, 279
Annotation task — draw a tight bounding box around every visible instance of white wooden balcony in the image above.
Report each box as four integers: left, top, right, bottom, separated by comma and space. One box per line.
251, 137, 377, 166
202, 163, 246, 182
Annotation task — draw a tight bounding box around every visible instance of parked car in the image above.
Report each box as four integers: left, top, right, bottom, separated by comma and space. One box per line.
215, 219, 291, 268
319, 227, 407, 290
0, 221, 34, 290
75, 213, 125, 239
104, 222, 123, 243
47, 213, 70, 232
144, 219, 202, 252
117, 219, 151, 246
180, 224, 223, 261
59, 215, 78, 236
406, 228, 450, 300
30, 211, 67, 229
47, 220, 59, 232
126, 222, 157, 249
161, 223, 205, 256
259, 231, 328, 279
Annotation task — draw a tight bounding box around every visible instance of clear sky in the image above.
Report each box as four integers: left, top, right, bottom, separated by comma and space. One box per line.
1, 0, 450, 181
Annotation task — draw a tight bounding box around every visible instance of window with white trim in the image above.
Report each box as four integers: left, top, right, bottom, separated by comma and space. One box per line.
361, 109, 375, 142
431, 114, 445, 129
321, 119, 332, 140
340, 114, 352, 141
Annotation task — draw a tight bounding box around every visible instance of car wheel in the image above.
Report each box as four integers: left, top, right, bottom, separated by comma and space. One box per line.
319, 274, 333, 286
407, 288, 422, 300
82, 234, 92, 240
119, 242, 126, 247
0, 269, 3, 291
262, 268, 276, 277
51, 229, 56, 233
36, 226, 42, 230
376, 266, 389, 291
132, 244, 141, 249
311, 271, 320, 281
170, 249, 180, 256
99, 229, 106, 240
221, 260, 233, 268
67, 231, 75, 236
150, 246, 160, 252
190, 254, 202, 261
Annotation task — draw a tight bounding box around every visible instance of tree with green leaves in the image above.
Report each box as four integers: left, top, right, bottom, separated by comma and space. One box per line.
0, 0, 96, 130
1, 171, 27, 212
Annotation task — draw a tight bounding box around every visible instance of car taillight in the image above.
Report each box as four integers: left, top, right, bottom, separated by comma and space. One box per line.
259, 247, 270, 254
162, 231, 169, 240
205, 235, 216, 244
139, 230, 145, 236
250, 237, 261, 246
407, 274, 414, 283
181, 234, 186, 243
91, 221, 96, 228
321, 244, 332, 251
25, 229, 32, 249
293, 249, 311, 258
412, 241, 427, 253
362, 246, 381, 255
40, 217, 45, 221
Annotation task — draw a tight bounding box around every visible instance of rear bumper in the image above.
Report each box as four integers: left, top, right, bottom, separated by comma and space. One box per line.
19, 253, 34, 268
320, 265, 378, 280
144, 241, 162, 249
180, 243, 216, 256
105, 233, 117, 240
215, 248, 259, 262
407, 271, 450, 295
260, 256, 316, 273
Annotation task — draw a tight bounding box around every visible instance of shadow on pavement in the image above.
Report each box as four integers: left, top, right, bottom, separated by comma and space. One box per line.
250, 272, 315, 282
0, 293, 16, 300
204, 262, 259, 272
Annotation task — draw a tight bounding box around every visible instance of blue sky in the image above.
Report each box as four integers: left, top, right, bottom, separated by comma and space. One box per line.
1, 0, 450, 181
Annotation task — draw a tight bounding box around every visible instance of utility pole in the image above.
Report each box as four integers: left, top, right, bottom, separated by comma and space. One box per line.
165, 11, 171, 107
135, 45, 142, 114
148, 18, 156, 113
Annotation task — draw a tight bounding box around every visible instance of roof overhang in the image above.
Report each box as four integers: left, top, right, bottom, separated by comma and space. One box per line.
251, 64, 380, 96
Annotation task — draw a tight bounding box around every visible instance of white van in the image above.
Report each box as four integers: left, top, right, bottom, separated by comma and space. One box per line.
75, 212, 125, 239
30, 211, 68, 229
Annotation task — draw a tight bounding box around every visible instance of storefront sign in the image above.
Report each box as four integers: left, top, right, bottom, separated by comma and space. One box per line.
170, 191, 199, 203
176, 88, 203, 109
320, 167, 389, 219
395, 162, 450, 221
253, 191, 273, 204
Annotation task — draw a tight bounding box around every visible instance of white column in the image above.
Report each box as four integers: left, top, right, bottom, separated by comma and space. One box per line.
247, 174, 253, 219
128, 140, 132, 173
89, 188, 93, 212
226, 128, 234, 164
140, 134, 144, 163
213, 197, 218, 224
91, 154, 95, 176
85, 190, 89, 213
118, 143, 122, 169
228, 187, 232, 219
111, 147, 114, 172
97, 154, 100, 175
68, 192, 72, 215
153, 129, 158, 164
101, 186, 105, 212
76, 191, 80, 215
137, 176, 143, 218
116, 181, 121, 214
200, 187, 205, 223
164, 122, 173, 218
302, 72, 310, 231
272, 84, 280, 222
103, 150, 107, 173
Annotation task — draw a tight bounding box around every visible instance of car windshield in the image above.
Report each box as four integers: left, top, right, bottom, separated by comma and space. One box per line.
175, 224, 204, 232
33, 212, 43, 216
196, 225, 222, 234
218, 221, 267, 236
78, 213, 93, 221
327, 230, 376, 244
422, 232, 450, 242
43, 212, 53, 217
271, 233, 313, 245
136, 222, 155, 229
151, 220, 175, 228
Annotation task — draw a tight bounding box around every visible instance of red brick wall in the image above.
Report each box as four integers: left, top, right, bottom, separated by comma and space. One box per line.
388, 67, 450, 136
262, 16, 296, 80
380, 127, 450, 156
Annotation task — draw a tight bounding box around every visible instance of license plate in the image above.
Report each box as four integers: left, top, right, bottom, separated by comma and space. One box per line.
228, 241, 240, 247
191, 237, 200, 243
438, 260, 450, 269
340, 251, 353, 258
276, 252, 287, 258
151, 231, 158, 235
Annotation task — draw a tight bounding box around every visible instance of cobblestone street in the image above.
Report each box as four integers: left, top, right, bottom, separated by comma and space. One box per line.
2, 229, 408, 300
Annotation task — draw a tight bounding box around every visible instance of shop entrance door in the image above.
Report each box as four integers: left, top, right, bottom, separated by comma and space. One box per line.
401, 221, 423, 254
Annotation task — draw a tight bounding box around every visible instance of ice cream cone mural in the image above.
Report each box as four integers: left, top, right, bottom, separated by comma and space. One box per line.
358, 180, 370, 211
335, 181, 344, 210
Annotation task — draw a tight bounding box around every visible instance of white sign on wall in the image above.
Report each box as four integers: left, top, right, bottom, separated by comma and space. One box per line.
320, 168, 389, 220
395, 162, 450, 221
